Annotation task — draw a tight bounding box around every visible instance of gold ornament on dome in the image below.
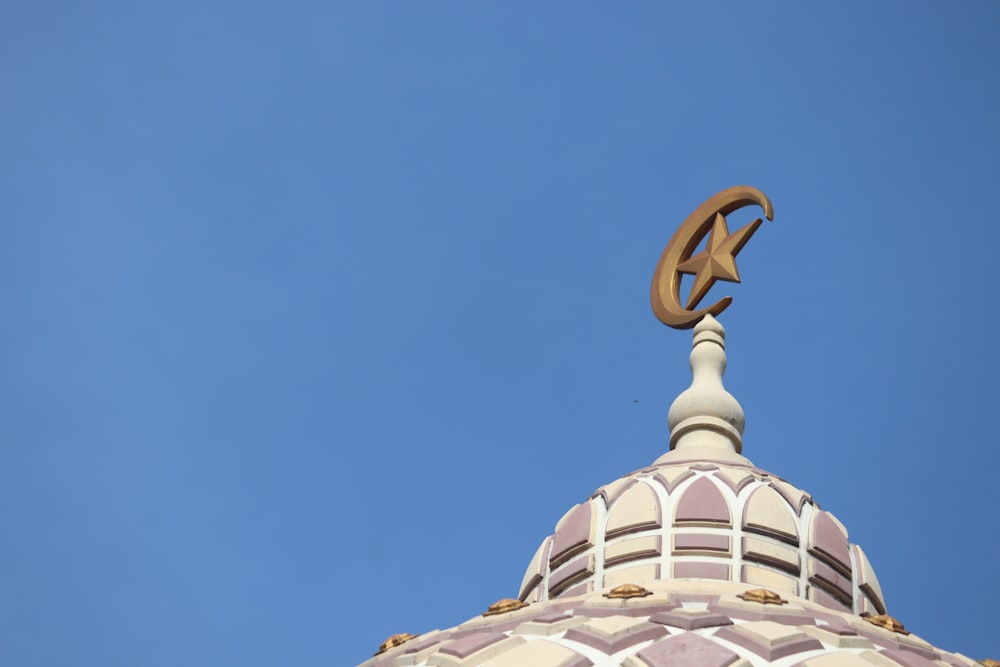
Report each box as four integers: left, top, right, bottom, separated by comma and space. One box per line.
651, 185, 774, 329
604, 583, 653, 599
862, 613, 910, 635
374, 632, 419, 656
737, 588, 788, 605
482, 598, 528, 617
979, 660, 1000, 667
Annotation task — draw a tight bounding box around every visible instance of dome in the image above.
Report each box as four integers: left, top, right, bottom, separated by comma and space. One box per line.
517, 458, 887, 618
358, 315, 987, 667
358, 189, 996, 666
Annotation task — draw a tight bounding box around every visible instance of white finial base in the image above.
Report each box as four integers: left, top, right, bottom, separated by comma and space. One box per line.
654, 315, 749, 465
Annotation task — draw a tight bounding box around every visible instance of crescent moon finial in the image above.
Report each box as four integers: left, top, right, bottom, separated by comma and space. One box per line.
651, 186, 774, 329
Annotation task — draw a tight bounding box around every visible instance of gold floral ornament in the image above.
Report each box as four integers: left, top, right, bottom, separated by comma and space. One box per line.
979, 660, 1000, 667
862, 613, 910, 635
604, 583, 653, 599
482, 598, 528, 617
374, 633, 419, 656
737, 588, 788, 605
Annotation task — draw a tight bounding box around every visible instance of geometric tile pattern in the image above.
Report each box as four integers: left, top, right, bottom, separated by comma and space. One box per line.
518, 460, 887, 617
358, 581, 978, 667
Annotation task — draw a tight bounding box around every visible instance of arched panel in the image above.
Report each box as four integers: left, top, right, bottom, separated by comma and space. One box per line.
742, 484, 799, 545
673, 477, 731, 526
606, 481, 661, 538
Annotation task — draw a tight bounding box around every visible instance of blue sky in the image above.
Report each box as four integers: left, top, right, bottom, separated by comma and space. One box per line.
2, 3, 999, 665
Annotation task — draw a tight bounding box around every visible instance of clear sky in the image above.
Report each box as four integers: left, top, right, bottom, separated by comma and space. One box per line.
2, 3, 999, 666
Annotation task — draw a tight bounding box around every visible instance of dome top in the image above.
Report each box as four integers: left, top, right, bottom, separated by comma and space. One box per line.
517, 317, 887, 617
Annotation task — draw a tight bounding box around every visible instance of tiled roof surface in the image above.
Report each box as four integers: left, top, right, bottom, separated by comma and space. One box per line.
361, 581, 978, 667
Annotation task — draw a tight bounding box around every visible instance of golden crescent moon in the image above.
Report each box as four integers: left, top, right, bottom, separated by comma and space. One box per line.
651, 186, 774, 329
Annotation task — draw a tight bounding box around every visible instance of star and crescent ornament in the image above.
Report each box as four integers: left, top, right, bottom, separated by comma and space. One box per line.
651, 185, 774, 329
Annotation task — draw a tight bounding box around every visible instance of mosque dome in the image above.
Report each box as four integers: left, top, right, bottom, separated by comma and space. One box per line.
358, 189, 994, 667
359, 316, 988, 667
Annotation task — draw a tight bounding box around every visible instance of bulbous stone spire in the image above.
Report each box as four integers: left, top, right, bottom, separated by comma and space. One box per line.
655, 314, 750, 465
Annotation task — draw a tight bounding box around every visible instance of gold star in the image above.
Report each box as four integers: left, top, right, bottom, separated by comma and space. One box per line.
676, 212, 763, 310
